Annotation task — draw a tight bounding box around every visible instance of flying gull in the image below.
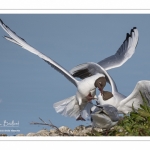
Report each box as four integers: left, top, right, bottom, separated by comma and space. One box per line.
0, 19, 112, 121
68, 27, 141, 114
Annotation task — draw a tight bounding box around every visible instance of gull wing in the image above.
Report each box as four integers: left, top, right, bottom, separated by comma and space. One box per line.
91, 105, 118, 129
91, 104, 119, 122
0, 19, 78, 87
70, 63, 96, 79
70, 27, 139, 77
70, 62, 118, 94
98, 27, 139, 70
117, 80, 150, 114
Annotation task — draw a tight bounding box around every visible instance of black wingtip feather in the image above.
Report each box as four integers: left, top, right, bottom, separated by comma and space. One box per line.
130, 28, 135, 35
130, 27, 137, 37
0, 19, 3, 24
126, 33, 130, 39
123, 33, 130, 43
130, 29, 134, 33
123, 27, 137, 43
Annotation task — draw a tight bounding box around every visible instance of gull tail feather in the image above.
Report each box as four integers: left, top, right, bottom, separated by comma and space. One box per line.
53, 95, 80, 119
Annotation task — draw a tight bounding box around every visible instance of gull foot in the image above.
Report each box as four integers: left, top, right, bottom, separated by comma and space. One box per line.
86, 93, 95, 102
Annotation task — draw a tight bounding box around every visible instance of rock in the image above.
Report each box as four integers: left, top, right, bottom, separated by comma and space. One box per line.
84, 126, 93, 133
72, 125, 104, 136
26, 130, 51, 136
119, 129, 123, 133
19, 125, 105, 136
36, 129, 50, 136
16, 134, 25, 136
93, 128, 103, 132
49, 126, 73, 136
49, 133, 60, 136
73, 125, 93, 136
50, 129, 58, 134
74, 125, 85, 131
73, 125, 85, 136
59, 126, 73, 135
49, 129, 60, 136
26, 132, 37, 136
0, 134, 7, 136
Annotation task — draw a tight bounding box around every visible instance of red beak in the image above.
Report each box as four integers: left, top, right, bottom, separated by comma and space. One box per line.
99, 88, 103, 96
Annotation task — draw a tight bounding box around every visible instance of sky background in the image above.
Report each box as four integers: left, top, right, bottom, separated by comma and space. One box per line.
0, 14, 150, 136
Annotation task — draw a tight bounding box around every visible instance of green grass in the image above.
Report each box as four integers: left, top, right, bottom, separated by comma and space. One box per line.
87, 92, 150, 136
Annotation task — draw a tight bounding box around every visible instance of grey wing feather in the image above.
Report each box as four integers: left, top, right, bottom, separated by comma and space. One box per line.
0, 19, 78, 87
102, 104, 119, 122
98, 27, 139, 70
92, 104, 119, 122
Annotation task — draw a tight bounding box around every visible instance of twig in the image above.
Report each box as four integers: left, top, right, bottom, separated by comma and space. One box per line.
30, 117, 72, 136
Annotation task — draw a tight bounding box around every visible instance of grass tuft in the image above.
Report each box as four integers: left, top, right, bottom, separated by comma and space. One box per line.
87, 92, 150, 136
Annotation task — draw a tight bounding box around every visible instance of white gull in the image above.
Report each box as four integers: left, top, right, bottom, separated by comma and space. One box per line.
0, 19, 110, 121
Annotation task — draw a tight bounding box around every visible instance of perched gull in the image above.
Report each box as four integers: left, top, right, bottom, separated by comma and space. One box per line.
0, 19, 112, 121
97, 79, 150, 114
90, 81, 150, 129
90, 104, 120, 129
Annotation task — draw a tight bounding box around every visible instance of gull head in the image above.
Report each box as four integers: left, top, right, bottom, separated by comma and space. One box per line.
94, 77, 113, 100
94, 77, 106, 94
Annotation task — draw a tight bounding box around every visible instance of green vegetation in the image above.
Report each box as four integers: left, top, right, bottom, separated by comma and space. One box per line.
87, 92, 150, 136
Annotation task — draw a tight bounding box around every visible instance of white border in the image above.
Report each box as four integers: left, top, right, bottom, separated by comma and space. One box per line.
0, 136, 150, 140
0, 0, 150, 143
0, 0, 150, 10
0, 10, 150, 14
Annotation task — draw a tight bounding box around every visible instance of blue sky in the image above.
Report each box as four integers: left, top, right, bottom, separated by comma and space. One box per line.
0, 14, 150, 135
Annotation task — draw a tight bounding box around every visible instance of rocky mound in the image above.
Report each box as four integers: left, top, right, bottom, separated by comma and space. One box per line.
15, 125, 103, 136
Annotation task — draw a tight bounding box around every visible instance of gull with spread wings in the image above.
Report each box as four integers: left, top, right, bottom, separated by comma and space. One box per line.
0, 19, 111, 121
0, 19, 139, 121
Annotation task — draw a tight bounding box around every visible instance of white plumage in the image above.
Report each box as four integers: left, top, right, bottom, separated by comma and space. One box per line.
69, 27, 143, 118
0, 19, 109, 120
1, 19, 147, 123
97, 75, 150, 114
117, 80, 150, 114
90, 80, 150, 129
70, 27, 138, 75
